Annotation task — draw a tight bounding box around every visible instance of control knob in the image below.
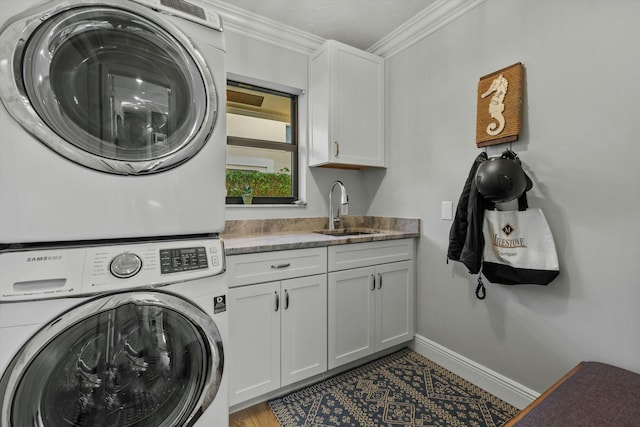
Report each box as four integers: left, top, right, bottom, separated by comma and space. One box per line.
110, 252, 142, 279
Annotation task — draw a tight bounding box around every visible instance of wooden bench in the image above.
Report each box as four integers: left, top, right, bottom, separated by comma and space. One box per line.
505, 361, 640, 426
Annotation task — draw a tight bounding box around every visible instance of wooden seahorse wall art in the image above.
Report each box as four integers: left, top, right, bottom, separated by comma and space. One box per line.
475, 62, 523, 148
481, 74, 508, 136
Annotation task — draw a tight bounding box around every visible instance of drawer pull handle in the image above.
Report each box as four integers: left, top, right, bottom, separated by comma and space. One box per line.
271, 263, 291, 269
377, 273, 382, 289
284, 290, 289, 309
275, 291, 280, 312
370, 274, 375, 291
334, 141, 340, 157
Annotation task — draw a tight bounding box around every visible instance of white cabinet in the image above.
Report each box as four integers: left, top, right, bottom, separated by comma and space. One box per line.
227, 239, 415, 404
309, 40, 385, 169
228, 248, 328, 406
327, 239, 414, 369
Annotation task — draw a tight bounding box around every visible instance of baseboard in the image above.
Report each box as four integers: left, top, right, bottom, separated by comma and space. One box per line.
410, 334, 539, 409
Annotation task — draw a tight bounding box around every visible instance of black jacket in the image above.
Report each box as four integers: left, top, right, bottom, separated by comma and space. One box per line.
447, 152, 489, 274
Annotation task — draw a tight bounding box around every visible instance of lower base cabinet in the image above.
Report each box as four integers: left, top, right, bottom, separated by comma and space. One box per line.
228, 239, 415, 405
328, 257, 414, 369
228, 274, 327, 406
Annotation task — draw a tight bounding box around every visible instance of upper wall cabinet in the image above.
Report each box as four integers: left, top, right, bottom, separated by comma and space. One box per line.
309, 40, 385, 169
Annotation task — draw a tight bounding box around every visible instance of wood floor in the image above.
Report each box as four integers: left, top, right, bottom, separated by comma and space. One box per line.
229, 402, 280, 427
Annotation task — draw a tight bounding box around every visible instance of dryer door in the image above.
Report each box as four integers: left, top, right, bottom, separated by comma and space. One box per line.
0, 291, 223, 427
0, 1, 219, 175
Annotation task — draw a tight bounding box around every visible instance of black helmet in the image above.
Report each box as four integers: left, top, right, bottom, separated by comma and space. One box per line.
475, 154, 532, 203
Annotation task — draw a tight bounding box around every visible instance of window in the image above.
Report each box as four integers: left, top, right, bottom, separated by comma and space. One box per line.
226, 81, 298, 204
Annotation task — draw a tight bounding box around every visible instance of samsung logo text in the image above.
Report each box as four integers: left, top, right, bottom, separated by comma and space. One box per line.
26, 255, 63, 262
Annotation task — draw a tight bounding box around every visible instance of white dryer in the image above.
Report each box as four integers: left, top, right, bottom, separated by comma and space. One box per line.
0, 237, 228, 426
0, 0, 226, 244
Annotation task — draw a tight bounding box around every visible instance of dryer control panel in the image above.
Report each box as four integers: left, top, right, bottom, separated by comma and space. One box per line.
131, 0, 223, 31
0, 238, 225, 302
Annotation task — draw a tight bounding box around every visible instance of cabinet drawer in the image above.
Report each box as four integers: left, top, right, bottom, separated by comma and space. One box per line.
227, 247, 327, 287
328, 239, 414, 272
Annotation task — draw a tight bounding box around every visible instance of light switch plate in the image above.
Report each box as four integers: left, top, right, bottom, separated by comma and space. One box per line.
441, 201, 453, 220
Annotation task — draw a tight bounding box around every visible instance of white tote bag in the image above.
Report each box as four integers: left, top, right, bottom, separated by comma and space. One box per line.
482, 199, 559, 285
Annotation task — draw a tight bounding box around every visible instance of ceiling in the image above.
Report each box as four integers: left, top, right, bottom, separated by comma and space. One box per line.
216, 0, 437, 51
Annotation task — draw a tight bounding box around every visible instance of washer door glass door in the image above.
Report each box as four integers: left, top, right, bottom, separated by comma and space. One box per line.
1, 3, 218, 175
0, 291, 223, 427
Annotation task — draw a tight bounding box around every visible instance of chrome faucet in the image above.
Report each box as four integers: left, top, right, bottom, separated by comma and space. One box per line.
329, 180, 349, 230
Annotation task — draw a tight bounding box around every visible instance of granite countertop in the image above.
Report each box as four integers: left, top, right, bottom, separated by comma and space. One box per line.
221, 216, 420, 255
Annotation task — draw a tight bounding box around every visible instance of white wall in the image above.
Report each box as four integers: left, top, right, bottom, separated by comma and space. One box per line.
365, 0, 640, 393
225, 31, 367, 220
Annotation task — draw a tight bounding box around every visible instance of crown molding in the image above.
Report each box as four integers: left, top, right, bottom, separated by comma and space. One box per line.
368, 0, 486, 58
207, 0, 484, 58
206, 0, 325, 55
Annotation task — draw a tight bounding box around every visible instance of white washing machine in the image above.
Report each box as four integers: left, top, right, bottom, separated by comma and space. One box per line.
0, 237, 228, 426
0, 0, 227, 244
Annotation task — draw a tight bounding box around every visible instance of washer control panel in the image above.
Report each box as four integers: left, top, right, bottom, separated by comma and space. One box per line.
159, 247, 208, 274
0, 238, 225, 302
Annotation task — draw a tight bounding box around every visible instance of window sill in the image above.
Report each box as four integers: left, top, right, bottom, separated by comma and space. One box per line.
226, 202, 307, 209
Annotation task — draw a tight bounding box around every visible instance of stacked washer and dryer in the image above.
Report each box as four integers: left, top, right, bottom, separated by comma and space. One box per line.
0, 0, 229, 426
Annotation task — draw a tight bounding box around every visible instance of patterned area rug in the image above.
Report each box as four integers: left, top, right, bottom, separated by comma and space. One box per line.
268, 348, 518, 426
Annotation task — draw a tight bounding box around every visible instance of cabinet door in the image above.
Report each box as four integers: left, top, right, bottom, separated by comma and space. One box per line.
331, 43, 384, 167
375, 261, 415, 351
228, 281, 281, 406
280, 274, 328, 387
309, 40, 384, 168
328, 267, 375, 369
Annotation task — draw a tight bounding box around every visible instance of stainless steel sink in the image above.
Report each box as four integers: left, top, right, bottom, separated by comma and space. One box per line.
314, 228, 380, 237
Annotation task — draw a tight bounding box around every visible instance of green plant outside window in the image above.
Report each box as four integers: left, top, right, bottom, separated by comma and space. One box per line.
226, 168, 291, 197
